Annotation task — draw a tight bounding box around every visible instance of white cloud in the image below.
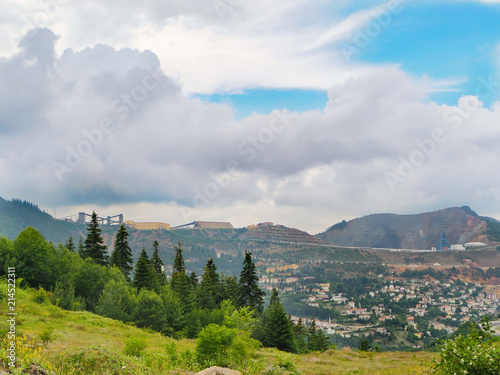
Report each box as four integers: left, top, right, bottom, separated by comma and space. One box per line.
1, 29, 500, 234
0, 0, 394, 94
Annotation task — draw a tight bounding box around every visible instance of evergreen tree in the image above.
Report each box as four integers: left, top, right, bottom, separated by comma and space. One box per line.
77, 237, 86, 258
237, 251, 265, 313
358, 338, 372, 352
84, 211, 108, 266
151, 240, 166, 284
133, 247, 157, 291
66, 235, 76, 252
263, 288, 297, 353
110, 225, 133, 280
189, 271, 198, 288
307, 319, 330, 352
293, 317, 308, 353
173, 242, 185, 273
269, 287, 280, 307
220, 274, 239, 305
171, 242, 193, 313
307, 319, 318, 352
197, 258, 221, 309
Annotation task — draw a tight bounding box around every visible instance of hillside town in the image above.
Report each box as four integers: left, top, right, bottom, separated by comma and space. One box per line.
259, 262, 499, 347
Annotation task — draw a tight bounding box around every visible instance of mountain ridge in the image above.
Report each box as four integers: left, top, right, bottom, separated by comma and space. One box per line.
317, 206, 497, 249
1, 196, 498, 255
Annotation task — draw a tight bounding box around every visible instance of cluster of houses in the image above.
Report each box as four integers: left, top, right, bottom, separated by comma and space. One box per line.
259, 263, 499, 340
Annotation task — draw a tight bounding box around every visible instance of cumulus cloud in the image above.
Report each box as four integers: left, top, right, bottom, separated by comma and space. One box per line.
1, 28, 500, 233
0, 0, 394, 94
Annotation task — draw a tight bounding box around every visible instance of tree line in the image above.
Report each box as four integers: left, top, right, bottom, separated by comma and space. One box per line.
0, 212, 330, 353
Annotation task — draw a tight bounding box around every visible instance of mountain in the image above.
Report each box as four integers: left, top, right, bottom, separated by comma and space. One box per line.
0, 197, 85, 243
317, 206, 499, 250
240, 222, 324, 244
0, 196, 322, 274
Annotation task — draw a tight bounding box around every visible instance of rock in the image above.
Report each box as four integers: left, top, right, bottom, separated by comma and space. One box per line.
196, 366, 242, 375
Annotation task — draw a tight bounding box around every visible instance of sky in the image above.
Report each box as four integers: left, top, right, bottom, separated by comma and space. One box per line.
1, 0, 500, 234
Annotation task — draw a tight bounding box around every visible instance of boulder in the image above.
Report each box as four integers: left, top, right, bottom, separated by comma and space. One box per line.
196, 366, 242, 375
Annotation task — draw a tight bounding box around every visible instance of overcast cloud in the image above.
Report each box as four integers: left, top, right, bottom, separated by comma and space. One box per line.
1, 1, 500, 234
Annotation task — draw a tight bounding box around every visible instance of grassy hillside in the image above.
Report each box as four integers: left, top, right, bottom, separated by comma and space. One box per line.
0, 282, 437, 374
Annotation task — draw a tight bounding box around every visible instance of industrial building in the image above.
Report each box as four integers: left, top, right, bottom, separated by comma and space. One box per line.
125, 220, 170, 230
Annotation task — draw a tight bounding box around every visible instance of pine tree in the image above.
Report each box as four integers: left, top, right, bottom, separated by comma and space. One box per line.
133, 247, 157, 290
307, 319, 317, 352
220, 274, 239, 305
66, 235, 76, 252
293, 317, 308, 353
171, 242, 193, 313
77, 237, 86, 258
84, 211, 108, 266
264, 288, 297, 352
110, 225, 133, 281
237, 251, 265, 313
173, 242, 185, 273
358, 338, 372, 352
151, 240, 166, 284
197, 258, 221, 309
307, 319, 330, 352
189, 271, 198, 288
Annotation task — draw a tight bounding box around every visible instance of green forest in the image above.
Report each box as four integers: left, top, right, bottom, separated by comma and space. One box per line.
0, 214, 499, 373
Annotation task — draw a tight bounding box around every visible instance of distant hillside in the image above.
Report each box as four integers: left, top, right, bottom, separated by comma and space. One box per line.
239, 222, 323, 244
317, 206, 494, 250
0, 197, 85, 243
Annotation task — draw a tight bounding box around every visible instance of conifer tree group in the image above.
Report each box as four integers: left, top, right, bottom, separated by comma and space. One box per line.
59, 216, 330, 353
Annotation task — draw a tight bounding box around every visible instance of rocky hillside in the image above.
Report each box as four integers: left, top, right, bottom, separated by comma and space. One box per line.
318, 207, 495, 250
239, 222, 323, 244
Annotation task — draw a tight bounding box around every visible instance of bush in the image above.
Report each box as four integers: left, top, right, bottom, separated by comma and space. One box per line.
32, 288, 49, 304
39, 326, 55, 347
196, 324, 237, 367
52, 280, 75, 310
275, 355, 298, 372
54, 347, 147, 374
123, 337, 147, 357
165, 341, 178, 365
228, 331, 260, 366
432, 319, 500, 374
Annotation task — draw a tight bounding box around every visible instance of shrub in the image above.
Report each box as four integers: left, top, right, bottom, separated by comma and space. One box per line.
165, 341, 178, 365
52, 280, 75, 310
54, 347, 147, 374
123, 337, 147, 357
432, 318, 500, 374
39, 327, 55, 347
228, 331, 260, 366
276, 354, 298, 372
196, 324, 237, 367
32, 288, 49, 304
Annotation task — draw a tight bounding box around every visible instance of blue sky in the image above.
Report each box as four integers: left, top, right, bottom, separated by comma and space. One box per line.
195, 89, 329, 120
199, 1, 500, 118
358, 1, 500, 106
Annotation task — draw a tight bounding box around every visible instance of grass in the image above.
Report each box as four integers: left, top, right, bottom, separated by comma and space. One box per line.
0, 284, 438, 374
